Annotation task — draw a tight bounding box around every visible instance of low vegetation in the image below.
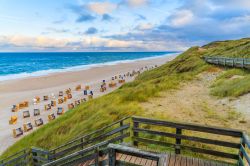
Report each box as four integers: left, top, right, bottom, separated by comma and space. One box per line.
210, 69, 250, 97
2, 38, 250, 159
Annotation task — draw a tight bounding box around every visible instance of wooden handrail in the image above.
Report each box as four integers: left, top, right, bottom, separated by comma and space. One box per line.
50, 116, 130, 152
131, 116, 245, 163
203, 56, 250, 69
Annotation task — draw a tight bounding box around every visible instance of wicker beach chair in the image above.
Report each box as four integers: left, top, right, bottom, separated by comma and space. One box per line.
11, 105, 19, 112
48, 113, 56, 121
83, 90, 88, 95
35, 96, 40, 103
57, 107, 64, 115
109, 81, 116, 88
9, 116, 17, 125
58, 98, 64, 104
68, 103, 74, 110
45, 104, 51, 111
65, 88, 71, 95
43, 95, 49, 101
75, 85, 81, 91
23, 122, 33, 132
59, 91, 64, 97
51, 100, 56, 107
75, 100, 80, 106
13, 127, 23, 138
23, 110, 30, 118
67, 93, 72, 99
35, 118, 43, 127
64, 96, 68, 102
19, 101, 29, 109
34, 109, 40, 116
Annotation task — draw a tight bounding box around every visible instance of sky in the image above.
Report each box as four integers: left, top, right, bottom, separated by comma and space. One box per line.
0, 0, 250, 52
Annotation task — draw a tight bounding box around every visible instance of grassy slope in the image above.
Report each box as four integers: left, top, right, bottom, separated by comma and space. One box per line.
2, 38, 250, 158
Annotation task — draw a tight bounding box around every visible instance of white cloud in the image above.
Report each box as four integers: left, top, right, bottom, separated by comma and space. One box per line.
170, 10, 194, 27
125, 0, 147, 7
87, 2, 117, 15
1, 35, 179, 51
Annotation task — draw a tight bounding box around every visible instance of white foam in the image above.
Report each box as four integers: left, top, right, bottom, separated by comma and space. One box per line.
0, 53, 178, 82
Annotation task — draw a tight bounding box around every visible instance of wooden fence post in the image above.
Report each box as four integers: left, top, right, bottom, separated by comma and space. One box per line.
95, 147, 99, 166
175, 128, 182, 154
108, 148, 116, 166
120, 121, 124, 143
133, 121, 139, 147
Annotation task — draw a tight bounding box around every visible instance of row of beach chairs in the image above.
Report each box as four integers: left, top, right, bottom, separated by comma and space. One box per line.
11, 67, 156, 138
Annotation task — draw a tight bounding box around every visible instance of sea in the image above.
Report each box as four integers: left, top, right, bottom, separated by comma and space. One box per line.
0, 52, 177, 81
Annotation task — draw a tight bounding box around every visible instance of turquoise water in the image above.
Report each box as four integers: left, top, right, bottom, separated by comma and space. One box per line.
0, 52, 177, 81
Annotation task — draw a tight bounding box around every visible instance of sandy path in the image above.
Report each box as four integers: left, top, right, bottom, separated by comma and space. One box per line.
0, 54, 177, 154
141, 71, 250, 132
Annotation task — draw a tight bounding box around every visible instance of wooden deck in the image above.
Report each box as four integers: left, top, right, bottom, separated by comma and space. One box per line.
78, 153, 231, 166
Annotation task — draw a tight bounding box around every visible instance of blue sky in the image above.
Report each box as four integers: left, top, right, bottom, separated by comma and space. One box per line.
0, 0, 250, 52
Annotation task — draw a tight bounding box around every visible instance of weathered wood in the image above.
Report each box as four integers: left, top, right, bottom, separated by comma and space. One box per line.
133, 128, 240, 148
204, 56, 250, 70
133, 136, 239, 160
133, 121, 139, 146
44, 133, 130, 166
175, 128, 182, 154
50, 116, 130, 152
132, 116, 242, 137
53, 124, 130, 158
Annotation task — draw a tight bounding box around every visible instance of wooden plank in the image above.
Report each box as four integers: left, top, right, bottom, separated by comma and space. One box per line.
186, 157, 193, 166
135, 157, 142, 165
168, 154, 176, 166
174, 155, 182, 166
165, 154, 170, 166
198, 158, 205, 166
124, 154, 132, 162
120, 154, 127, 161
151, 160, 157, 166
145, 159, 153, 166
116, 153, 122, 160
140, 158, 147, 165
192, 158, 199, 166
130, 156, 137, 164
180, 156, 187, 166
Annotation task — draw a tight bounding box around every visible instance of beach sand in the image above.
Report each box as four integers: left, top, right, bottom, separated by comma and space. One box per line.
0, 54, 177, 154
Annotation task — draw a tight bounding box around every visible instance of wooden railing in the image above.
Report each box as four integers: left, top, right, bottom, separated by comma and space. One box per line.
131, 116, 249, 165
0, 149, 30, 166
204, 56, 250, 69
1, 116, 250, 166
48, 117, 130, 160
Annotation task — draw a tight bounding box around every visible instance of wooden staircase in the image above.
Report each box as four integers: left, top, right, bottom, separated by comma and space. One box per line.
1, 116, 249, 166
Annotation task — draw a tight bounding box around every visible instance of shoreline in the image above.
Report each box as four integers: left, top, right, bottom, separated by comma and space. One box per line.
0, 54, 177, 154
0, 53, 179, 82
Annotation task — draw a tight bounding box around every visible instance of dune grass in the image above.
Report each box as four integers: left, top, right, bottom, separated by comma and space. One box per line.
2, 38, 250, 159
210, 69, 250, 97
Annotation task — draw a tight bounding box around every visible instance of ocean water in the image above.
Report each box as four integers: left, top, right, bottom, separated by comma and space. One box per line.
0, 52, 176, 81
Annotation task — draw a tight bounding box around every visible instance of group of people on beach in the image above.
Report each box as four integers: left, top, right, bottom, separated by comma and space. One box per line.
8, 65, 157, 139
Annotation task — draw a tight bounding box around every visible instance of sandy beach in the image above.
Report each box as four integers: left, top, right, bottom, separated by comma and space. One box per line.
0, 54, 177, 154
